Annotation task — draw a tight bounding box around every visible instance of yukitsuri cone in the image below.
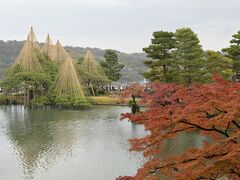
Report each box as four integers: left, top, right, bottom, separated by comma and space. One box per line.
42, 34, 54, 56
49, 40, 68, 65
53, 55, 85, 98
83, 49, 99, 74
14, 37, 43, 72
27, 26, 41, 52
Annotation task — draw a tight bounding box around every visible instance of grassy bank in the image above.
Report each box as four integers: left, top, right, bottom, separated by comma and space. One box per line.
89, 96, 128, 105
0, 95, 130, 106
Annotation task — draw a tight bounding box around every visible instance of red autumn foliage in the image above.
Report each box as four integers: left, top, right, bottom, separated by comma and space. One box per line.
119, 83, 146, 104
118, 75, 240, 180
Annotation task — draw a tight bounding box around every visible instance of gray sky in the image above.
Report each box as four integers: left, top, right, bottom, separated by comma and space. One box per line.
1, 0, 240, 53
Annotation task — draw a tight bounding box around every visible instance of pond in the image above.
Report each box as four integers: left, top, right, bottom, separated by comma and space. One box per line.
0, 105, 204, 180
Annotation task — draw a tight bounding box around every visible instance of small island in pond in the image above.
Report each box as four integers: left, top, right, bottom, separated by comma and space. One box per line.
0, 27, 127, 108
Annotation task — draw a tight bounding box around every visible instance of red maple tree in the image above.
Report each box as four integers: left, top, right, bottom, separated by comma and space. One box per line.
118, 76, 240, 179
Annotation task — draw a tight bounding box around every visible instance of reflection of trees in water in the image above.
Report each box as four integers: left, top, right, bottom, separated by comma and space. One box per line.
5, 106, 78, 179
3, 105, 147, 179
162, 131, 205, 157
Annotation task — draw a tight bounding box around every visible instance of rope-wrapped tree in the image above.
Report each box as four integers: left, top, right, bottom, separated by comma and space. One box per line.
2, 27, 90, 107
14, 37, 43, 72
28, 26, 41, 52
42, 34, 54, 57
81, 50, 110, 95
51, 55, 90, 107
11, 28, 49, 105
49, 40, 68, 65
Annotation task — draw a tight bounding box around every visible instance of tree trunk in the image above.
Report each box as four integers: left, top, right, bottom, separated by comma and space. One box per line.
90, 81, 95, 96
41, 85, 44, 96
186, 77, 192, 86
27, 89, 30, 105
23, 86, 26, 106
162, 64, 167, 83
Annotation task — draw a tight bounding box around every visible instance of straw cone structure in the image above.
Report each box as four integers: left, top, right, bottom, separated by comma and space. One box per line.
42, 34, 53, 56
14, 37, 43, 72
28, 27, 41, 52
49, 40, 68, 65
83, 50, 99, 74
53, 55, 85, 98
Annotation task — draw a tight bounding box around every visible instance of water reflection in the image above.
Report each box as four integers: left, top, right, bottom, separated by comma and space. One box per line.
161, 131, 205, 158
0, 106, 205, 180
7, 106, 78, 179
1, 106, 146, 180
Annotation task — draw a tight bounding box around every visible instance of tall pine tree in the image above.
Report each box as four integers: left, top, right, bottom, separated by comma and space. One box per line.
143, 31, 176, 82
100, 50, 124, 81
205, 50, 233, 81
222, 30, 240, 81
174, 28, 205, 85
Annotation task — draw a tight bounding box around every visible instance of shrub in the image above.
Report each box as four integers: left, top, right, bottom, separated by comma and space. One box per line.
30, 96, 51, 107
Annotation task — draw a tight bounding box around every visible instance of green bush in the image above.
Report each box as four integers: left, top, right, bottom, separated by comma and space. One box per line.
74, 97, 91, 107
55, 96, 71, 107
54, 95, 91, 108
97, 90, 105, 95
86, 97, 96, 104
30, 96, 51, 107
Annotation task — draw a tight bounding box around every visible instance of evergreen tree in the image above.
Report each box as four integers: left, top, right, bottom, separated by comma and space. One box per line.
100, 50, 124, 81
1, 65, 24, 94
174, 28, 205, 85
77, 56, 84, 65
143, 31, 176, 82
222, 30, 240, 81
79, 50, 110, 96
205, 50, 234, 81
37, 53, 58, 82
1, 64, 51, 105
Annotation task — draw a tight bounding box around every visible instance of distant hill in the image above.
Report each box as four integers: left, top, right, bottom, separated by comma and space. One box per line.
0, 40, 147, 83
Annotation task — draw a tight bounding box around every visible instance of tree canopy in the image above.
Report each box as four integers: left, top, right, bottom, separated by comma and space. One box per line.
49, 40, 68, 65
76, 50, 110, 95
42, 34, 54, 56
100, 49, 124, 81
143, 28, 224, 85
50, 55, 87, 105
222, 30, 240, 81
143, 31, 176, 82
174, 27, 206, 85
205, 50, 233, 81
27, 26, 41, 52
14, 37, 43, 72
1, 27, 91, 107
118, 76, 240, 179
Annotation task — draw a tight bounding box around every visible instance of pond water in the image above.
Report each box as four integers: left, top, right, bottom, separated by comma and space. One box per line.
0, 105, 204, 180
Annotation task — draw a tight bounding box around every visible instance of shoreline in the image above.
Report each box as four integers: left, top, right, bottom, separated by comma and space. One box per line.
0, 95, 134, 107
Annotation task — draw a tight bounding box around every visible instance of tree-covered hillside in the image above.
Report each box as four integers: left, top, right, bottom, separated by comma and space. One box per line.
0, 40, 147, 83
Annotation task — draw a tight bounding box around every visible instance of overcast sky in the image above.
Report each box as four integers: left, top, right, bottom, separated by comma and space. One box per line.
1, 0, 240, 53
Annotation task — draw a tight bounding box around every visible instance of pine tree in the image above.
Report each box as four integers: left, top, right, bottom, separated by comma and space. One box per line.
143, 31, 176, 82
42, 34, 54, 57
81, 50, 110, 95
222, 30, 240, 81
174, 28, 205, 85
100, 50, 124, 81
14, 37, 43, 72
51, 55, 90, 107
27, 26, 41, 52
49, 40, 68, 65
205, 50, 234, 81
